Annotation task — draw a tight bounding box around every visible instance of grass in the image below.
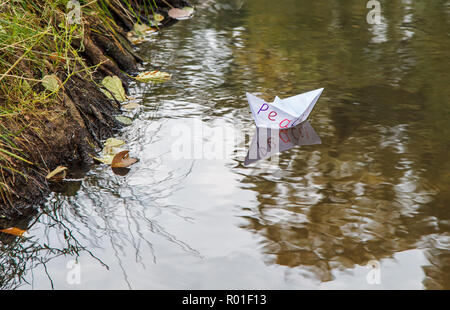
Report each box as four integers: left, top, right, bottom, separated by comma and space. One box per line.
0, 0, 158, 206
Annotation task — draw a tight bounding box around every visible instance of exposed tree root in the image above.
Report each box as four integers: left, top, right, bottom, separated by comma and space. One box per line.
0, 0, 190, 215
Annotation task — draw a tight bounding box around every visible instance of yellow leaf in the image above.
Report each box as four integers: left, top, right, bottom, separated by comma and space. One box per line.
122, 101, 141, 110
105, 138, 125, 148
0, 227, 26, 237
133, 23, 151, 35
154, 13, 164, 22
41, 74, 60, 92
93, 155, 114, 165
115, 116, 133, 125
46, 166, 67, 182
101, 76, 127, 102
135, 70, 171, 83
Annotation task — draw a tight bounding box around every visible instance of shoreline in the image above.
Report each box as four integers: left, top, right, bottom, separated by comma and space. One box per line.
0, 0, 191, 216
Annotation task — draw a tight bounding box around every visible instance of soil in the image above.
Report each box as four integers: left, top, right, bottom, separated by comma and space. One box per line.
0, 0, 192, 217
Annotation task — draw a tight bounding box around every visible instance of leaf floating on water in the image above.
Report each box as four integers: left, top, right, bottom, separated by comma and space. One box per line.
41, 74, 60, 92
129, 36, 146, 45
103, 138, 126, 155
127, 23, 157, 41
93, 154, 115, 165
46, 166, 68, 182
115, 116, 133, 125
135, 70, 171, 83
133, 23, 156, 35
182, 7, 195, 14
105, 138, 125, 148
94, 138, 130, 165
134, 23, 151, 33
111, 150, 138, 168
101, 76, 127, 102
154, 13, 164, 22
122, 101, 141, 110
0, 227, 26, 237
168, 7, 194, 20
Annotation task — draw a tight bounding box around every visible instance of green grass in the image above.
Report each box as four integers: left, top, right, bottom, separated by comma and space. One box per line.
0, 0, 157, 205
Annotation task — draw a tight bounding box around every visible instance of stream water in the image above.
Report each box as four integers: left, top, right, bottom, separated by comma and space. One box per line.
3, 0, 450, 289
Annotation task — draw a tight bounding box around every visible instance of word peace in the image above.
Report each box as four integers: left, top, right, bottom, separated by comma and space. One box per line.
257, 103, 295, 129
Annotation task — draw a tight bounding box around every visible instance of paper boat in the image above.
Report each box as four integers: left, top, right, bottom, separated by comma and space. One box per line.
244, 121, 321, 166
246, 88, 324, 129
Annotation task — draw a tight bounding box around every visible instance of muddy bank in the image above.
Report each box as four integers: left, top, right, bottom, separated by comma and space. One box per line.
0, 0, 191, 216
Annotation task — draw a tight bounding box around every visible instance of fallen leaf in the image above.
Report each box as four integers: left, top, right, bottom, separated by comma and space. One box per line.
154, 13, 164, 22
182, 7, 195, 14
41, 74, 60, 92
135, 70, 171, 83
115, 116, 133, 125
103, 145, 125, 156
168, 7, 194, 19
111, 150, 138, 168
122, 101, 141, 110
101, 76, 127, 102
46, 166, 68, 182
129, 36, 146, 45
0, 227, 26, 237
133, 23, 151, 35
105, 138, 125, 148
93, 154, 115, 165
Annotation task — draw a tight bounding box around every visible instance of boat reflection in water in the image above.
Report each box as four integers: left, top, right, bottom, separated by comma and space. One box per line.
244, 121, 321, 166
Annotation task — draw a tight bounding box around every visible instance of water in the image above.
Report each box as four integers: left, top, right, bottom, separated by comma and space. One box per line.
2, 0, 449, 289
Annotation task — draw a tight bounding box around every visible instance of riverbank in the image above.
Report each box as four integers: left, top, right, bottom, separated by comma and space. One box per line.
0, 0, 191, 215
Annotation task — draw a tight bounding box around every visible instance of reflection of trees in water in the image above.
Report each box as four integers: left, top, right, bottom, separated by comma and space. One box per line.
0, 205, 106, 289
0, 123, 199, 289
230, 0, 449, 289
236, 91, 449, 286
237, 117, 448, 286
72, 157, 199, 289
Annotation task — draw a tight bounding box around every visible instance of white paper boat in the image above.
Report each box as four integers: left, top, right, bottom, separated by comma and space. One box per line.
246, 88, 324, 129
244, 121, 321, 166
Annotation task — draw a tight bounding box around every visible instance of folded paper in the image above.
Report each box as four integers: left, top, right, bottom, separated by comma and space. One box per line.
244, 121, 321, 166
246, 88, 324, 129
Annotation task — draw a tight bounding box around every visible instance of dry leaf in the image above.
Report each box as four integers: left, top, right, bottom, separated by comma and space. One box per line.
168, 7, 194, 19
0, 227, 26, 237
41, 74, 60, 92
122, 101, 141, 110
154, 13, 164, 22
46, 166, 68, 182
135, 70, 171, 83
111, 150, 138, 168
133, 23, 155, 35
101, 76, 127, 102
93, 155, 114, 165
115, 116, 133, 125
129, 36, 146, 44
105, 138, 125, 148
